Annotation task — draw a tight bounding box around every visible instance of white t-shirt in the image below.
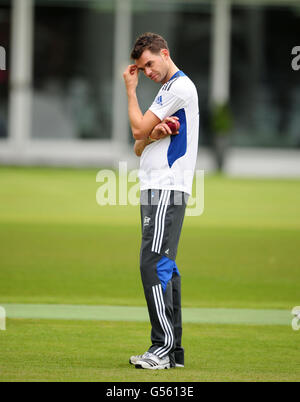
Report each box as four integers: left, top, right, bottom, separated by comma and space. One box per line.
139, 71, 199, 195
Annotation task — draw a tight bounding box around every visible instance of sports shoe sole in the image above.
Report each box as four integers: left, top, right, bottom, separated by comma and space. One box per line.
130, 358, 182, 368
135, 363, 171, 370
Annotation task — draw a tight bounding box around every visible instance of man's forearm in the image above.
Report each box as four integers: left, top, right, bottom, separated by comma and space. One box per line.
134, 138, 150, 157
134, 137, 157, 157
127, 90, 148, 140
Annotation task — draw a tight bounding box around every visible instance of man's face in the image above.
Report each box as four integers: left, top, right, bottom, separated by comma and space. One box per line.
135, 49, 169, 84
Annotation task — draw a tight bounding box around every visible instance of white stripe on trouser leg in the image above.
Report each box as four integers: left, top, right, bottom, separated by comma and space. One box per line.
152, 285, 174, 357
152, 190, 170, 254
155, 285, 174, 357
152, 285, 172, 357
152, 191, 166, 253
156, 190, 171, 253
152, 190, 169, 253
153, 190, 169, 253
153, 285, 174, 357
152, 285, 170, 357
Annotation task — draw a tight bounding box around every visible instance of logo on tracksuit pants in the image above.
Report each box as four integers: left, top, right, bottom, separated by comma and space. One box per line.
144, 216, 151, 227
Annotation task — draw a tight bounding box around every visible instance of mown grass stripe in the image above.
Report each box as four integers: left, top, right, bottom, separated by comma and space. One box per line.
0, 304, 290, 326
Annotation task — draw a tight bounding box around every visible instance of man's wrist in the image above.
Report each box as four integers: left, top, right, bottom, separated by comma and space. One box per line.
126, 87, 137, 97
148, 135, 157, 143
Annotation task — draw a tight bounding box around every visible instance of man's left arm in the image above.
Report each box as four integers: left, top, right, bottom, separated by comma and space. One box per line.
134, 117, 180, 157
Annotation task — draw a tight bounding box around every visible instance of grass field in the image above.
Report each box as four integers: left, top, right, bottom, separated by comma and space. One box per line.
0, 166, 300, 382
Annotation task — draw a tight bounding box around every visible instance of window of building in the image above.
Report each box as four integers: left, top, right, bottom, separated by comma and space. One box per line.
231, 4, 300, 148
33, 0, 114, 140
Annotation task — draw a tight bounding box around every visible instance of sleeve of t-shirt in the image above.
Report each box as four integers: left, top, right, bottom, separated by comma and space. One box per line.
149, 90, 185, 121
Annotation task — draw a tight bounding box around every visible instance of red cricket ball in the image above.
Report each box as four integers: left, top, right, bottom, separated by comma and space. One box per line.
166, 120, 180, 133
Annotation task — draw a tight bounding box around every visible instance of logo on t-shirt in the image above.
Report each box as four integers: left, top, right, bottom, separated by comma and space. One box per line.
155, 95, 163, 106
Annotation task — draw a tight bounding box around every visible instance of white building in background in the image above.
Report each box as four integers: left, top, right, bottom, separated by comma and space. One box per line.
0, 0, 300, 177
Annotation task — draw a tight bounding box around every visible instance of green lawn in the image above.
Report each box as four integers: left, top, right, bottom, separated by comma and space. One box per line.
1, 319, 299, 382
0, 167, 300, 381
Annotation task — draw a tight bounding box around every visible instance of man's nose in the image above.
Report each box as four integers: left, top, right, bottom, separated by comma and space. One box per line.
144, 67, 152, 77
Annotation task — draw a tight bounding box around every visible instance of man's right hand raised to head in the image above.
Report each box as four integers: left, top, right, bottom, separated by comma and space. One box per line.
123, 64, 162, 140
123, 64, 139, 94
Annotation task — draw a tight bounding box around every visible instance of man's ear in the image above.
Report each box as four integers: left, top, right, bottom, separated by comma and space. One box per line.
161, 49, 169, 60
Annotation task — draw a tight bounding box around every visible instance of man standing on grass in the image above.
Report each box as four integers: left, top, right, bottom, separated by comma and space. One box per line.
123, 32, 199, 370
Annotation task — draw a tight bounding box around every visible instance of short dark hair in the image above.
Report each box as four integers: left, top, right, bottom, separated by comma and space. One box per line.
131, 32, 169, 60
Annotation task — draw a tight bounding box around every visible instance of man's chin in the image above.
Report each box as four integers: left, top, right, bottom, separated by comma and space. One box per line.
160, 75, 169, 84
151, 74, 166, 84
158, 77, 166, 84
